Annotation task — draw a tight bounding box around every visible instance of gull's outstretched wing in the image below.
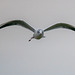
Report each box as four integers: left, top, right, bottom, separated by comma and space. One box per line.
44, 23, 75, 32
0, 20, 35, 32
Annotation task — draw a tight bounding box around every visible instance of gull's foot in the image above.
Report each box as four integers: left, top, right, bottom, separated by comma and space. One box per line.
29, 39, 31, 42
28, 37, 34, 42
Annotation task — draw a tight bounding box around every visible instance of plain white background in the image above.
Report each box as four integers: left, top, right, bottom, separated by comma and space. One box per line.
0, 0, 75, 75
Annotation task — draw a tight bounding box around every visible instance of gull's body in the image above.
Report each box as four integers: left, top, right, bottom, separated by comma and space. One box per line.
0, 20, 75, 41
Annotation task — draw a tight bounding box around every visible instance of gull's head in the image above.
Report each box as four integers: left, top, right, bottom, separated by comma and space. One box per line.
37, 29, 44, 34
32, 29, 44, 39
29, 29, 44, 41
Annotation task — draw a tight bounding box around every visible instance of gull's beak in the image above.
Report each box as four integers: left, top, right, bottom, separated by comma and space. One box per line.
40, 31, 43, 34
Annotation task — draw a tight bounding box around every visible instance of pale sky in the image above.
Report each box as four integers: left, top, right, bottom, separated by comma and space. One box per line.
0, 0, 75, 75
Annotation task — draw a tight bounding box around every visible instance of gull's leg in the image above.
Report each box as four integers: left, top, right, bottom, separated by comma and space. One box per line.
29, 37, 34, 41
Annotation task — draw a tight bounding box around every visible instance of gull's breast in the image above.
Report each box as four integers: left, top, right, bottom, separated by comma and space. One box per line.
35, 34, 43, 39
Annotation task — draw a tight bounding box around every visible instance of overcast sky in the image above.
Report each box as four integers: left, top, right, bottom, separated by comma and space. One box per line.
0, 0, 75, 75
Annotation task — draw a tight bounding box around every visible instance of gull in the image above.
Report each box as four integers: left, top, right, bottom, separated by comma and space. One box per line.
0, 20, 75, 41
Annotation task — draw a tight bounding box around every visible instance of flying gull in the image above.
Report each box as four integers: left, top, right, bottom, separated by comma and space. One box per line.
0, 20, 75, 41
